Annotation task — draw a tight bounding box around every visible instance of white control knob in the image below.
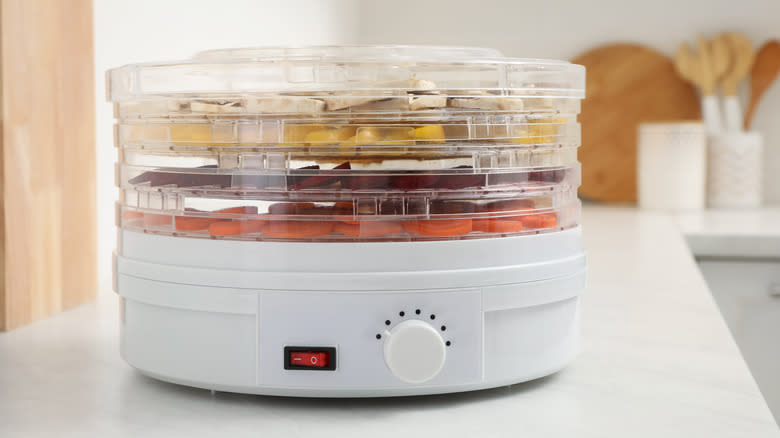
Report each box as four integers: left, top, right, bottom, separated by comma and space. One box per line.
383, 319, 446, 383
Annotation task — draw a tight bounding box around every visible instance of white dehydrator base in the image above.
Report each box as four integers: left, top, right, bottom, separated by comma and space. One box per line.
114, 228, 585, 397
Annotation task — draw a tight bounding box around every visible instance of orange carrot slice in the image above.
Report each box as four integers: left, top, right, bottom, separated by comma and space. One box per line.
143, 213, 173, 227
489, 219, 524, 233
176, 206, 258, 231
175, 216, 216, 231
519, 213, 557, 229
335, 221, 404, 237
263, 221, 335, 238
417, 219, 472, 237
473, 218, 524, 233
208, 220, 266, 236
402, 221, 420, 235
472, 218, 491, 233
541, 214, 558, 228
122, 210, 144, 220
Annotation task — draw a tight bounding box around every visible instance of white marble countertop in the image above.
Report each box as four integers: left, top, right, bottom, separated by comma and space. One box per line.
0, 207, 778, 437
675, 207, 780, 258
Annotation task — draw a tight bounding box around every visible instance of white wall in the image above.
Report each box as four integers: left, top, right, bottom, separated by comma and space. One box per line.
355, 0, 780, 205
93, 0, 358, 294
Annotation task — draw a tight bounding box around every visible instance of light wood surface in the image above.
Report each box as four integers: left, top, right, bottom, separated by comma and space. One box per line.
573, 44, 701, 203
745, 40, 780, 129
0, 0, 96, 330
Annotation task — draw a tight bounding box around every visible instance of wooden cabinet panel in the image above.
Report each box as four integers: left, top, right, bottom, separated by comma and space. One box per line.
0, 0, 96, 330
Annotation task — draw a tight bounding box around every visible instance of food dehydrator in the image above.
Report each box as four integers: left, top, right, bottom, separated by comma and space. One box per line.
108, 46, 586, 397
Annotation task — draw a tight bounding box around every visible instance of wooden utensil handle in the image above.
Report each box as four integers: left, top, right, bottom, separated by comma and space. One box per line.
701, 95, 722, 134
723, 96, 743, 132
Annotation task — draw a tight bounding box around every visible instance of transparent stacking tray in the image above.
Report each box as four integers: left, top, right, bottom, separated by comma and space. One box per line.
109, 46, 585, 242
118, 159, 580, 242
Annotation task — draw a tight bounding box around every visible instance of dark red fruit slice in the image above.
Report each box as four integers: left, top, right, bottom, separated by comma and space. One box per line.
477, 199, 535, 213
341, 174, 392, 190
285, 165, 320, 187
435, 166, 486, 189
391, 173, 440, 190
268, 202, 316, 215
430, 200, 477, 215
378, 199, 404, 215
529, 169, 566, 183
488, 172, 529, 186
176, 206, 259, 231
291, 162, 350, 190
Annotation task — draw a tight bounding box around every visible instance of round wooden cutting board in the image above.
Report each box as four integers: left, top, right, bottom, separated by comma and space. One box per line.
572, 44, 701, 203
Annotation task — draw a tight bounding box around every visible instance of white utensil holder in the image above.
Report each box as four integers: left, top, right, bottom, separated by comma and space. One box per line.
707, 132, 763, 208
638, 122, 707, 211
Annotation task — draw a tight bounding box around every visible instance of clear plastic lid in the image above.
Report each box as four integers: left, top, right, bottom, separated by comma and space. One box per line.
108, 45, 585, 104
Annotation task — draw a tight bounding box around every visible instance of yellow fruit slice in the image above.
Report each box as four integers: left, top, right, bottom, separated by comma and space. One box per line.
511, 117, 566, 145
413, 125, 446, 143
381, 127, 415, 145
305, 126, 357, 145
169, 124, 213, 144
282, 124, 324, 145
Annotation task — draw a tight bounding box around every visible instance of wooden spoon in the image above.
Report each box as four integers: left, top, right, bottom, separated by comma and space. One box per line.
675, 35, 722, 133
720, 32, 755, 131
709, 33, 733, 88
744, 40, 780, 129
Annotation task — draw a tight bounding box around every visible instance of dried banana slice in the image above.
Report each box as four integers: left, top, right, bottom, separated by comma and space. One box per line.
323, 78, 437, 111
322, 96, 376, 111
245, 96, 325, 114
351, 97, 411, 112
448, 97, 525, 111
190, 99, 244, 114
167, 100, 191, 113
409, 95, 447, 110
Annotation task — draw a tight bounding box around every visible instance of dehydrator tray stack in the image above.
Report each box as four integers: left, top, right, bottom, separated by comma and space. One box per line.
109, 46, 585, 242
